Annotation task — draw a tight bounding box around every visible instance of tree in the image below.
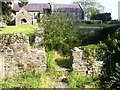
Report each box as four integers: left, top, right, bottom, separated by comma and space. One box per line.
91, 13, 112, 22
1, 1, 12, 24
98, 27, 120, 88
40, 13, 80, 54
73, 0, 104, 20
18, 0, 28, 7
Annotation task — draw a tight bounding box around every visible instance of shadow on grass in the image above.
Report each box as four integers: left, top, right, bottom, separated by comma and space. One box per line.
0, 26, 5, 31
0, 26, 5, 28
55, 58, 72, 69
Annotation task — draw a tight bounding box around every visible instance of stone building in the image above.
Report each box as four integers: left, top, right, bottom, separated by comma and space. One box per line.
15, 7, 33, 25
11, 3, 84, 25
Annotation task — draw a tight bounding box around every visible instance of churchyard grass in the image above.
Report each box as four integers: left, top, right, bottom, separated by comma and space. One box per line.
0, 25, 38, 35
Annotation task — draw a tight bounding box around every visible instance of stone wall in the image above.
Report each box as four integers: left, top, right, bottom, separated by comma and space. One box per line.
71, 47, 104, 76
0, 33, 46, 78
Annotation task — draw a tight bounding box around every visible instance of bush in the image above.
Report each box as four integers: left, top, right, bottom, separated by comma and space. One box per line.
97, 28, 120, 89
40, 13, 80, 54
86, 24, 120, 44
80, 25, 120, 88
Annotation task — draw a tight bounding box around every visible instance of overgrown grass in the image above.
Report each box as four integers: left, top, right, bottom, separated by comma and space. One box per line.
0, 25, 37, 35
3, 73, 55, 88
46, 50, 71, 71
46, 50, 101, 88
67, 71, 101, 88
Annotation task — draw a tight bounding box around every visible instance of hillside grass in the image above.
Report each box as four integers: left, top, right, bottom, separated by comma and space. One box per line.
0, 25, 38, 35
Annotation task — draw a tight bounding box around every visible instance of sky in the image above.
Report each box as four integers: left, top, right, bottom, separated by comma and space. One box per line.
16, 0, 120, 19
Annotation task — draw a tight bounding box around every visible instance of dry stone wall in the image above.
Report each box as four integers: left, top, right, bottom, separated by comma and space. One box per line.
0, 32, 46, 78
71, 47, 104, 76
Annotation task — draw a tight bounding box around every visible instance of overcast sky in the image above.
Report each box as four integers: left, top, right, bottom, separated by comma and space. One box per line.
15, 0, 120, 19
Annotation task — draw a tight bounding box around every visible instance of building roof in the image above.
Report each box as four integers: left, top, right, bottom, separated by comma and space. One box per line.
12, 3, 50, 12
52, 4, 83, 13
12, 3, 83, 13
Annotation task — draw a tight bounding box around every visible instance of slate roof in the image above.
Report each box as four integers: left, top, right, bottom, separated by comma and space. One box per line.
12, 3, 83, 13
12, 3, 50, 12
52, 4, 83, 13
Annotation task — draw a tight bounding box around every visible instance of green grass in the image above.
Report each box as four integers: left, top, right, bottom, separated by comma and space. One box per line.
67, 71, 101, 88
3, 73, 55, 88
0, 25, 38, 35
46, 50, 71, 71
73, 21, 117, 30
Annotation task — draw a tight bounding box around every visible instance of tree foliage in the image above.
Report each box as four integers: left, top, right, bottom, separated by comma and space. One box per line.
73, 0, 104, 20
2, 2, 12, 24
79, 24, 120, 88
91, 13, 112, 22
96, 26, 120, 89
40, 13, 80, 54
18, 0, 28, 7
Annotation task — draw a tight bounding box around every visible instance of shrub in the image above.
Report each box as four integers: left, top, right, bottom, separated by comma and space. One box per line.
80, 25, 120, 88
40, 13, 80, 54
97, 28, 120, 89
